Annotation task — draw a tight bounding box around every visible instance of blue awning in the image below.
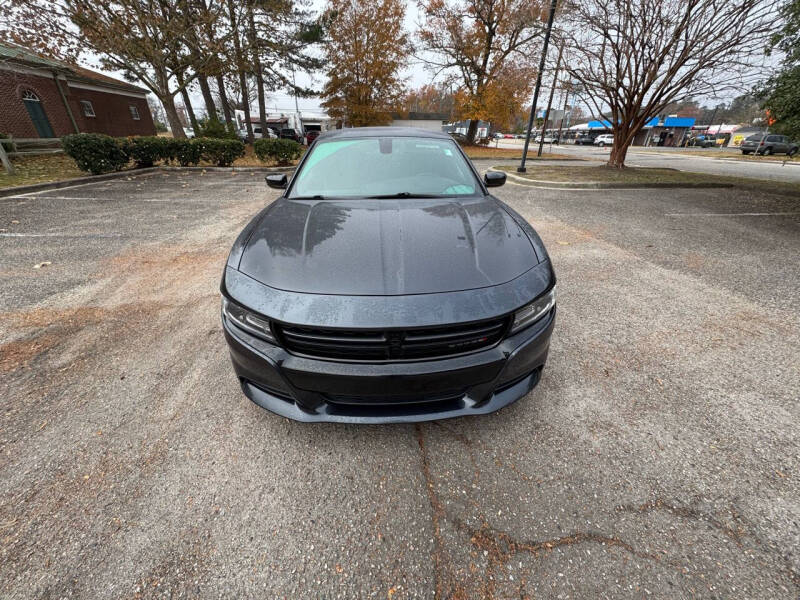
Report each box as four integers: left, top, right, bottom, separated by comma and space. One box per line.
664, 117, 695, 128
644, 117, 659, 127
587, 120, 612, 129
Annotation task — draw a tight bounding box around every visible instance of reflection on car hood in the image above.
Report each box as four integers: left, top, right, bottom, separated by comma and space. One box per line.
238, 197, 539, 295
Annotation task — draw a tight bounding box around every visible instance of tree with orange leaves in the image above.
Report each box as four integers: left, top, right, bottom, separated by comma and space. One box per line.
321, 0, 410, 127
418, 0, 545, 142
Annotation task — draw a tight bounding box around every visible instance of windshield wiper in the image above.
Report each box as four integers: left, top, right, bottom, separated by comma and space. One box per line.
364, 192, 440, 199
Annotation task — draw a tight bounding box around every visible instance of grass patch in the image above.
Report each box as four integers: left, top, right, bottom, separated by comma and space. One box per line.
497, 164, 800, 196
463, 146, 577, 160
0, 154, 86, 189
0, 146, 304, 190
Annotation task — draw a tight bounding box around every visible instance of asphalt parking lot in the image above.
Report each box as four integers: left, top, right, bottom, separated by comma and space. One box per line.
1, 167, 799, 598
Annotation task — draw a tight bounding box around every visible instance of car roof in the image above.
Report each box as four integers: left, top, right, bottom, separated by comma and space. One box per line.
316, 127, 451, 141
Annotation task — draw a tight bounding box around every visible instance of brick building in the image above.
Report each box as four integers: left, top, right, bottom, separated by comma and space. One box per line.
0, 43, 155, 139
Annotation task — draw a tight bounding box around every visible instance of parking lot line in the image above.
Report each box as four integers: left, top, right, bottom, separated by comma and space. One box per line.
0, 232, 123, 237
665, 212, 800, 217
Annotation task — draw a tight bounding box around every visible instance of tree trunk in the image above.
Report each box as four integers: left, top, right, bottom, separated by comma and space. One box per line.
180, 87, 199, 131
466, 119, 479, 144
162, 93, 187, 139
238, 71, 254, 143
216, 75, 234, 124
607, 136, 629, 168
247, 7, 267, 131
228, 0, 253, 142
175, 72, 199, 131
198, 75, 218, 120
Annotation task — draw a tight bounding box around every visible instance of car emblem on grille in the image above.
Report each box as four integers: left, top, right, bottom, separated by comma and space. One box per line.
388, 332, 403, 358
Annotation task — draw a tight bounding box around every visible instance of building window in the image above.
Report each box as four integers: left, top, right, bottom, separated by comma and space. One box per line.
80, 100, 96, 117
22, 89, 40, 102
129, 105, 140, 120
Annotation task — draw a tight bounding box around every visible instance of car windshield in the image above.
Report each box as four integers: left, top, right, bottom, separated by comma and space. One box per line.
288, 136, 479, 198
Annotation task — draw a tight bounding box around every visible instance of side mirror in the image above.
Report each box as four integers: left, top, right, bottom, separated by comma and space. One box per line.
265, 173, 288, 189
484, 171, 506, 188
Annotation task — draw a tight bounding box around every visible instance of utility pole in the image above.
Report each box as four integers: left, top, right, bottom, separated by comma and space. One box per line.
518, 0, 558, 173
537, 42, 564, 157
556, 82, 572, 144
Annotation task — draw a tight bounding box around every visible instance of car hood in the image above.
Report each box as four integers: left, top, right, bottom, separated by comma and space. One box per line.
237, 197, 538, 295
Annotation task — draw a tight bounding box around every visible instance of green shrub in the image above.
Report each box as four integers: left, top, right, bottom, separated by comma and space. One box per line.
175, 139, 202, 166
196, 137, 245, 166
62, 133, 128, 175
125, 136, 168, 168
253, 138, 303, 165
161, 138, 182, 164
197, 118, 238, 140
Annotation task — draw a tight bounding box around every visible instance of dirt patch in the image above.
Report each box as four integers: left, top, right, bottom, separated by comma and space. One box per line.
0, 333, 59, 373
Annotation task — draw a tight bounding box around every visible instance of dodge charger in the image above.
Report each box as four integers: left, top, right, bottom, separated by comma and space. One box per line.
221, 127, 556, 423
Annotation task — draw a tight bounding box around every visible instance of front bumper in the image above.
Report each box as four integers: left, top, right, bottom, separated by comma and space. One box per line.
223, 308, 555, 424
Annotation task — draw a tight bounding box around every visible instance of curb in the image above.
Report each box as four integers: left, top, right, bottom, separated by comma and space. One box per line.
491, 167, 734, 190
0, 165, 295, 198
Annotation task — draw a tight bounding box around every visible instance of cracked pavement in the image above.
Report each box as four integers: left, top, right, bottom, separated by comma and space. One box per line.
1, 167, 799, 598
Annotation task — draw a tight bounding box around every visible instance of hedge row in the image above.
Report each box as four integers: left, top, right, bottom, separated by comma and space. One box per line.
253, 138, 303, 166
62, 134, 246, 175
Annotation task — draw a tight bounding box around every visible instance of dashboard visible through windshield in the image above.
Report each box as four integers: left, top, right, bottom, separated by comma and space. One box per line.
288, 136, 480, 199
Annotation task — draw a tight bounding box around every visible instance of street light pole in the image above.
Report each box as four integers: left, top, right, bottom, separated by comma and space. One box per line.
518, 0, 559, 173
537, 42, 564, 157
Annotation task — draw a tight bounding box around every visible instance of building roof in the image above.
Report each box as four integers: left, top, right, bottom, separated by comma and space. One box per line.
664, 117, 695, 128
0, 42, 149, 94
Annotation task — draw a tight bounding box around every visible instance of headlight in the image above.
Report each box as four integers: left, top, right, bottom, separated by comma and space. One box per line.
510, 288, 556, 334
222, 296, 277, 344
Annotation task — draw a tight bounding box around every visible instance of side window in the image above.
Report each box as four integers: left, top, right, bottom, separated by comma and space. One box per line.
129, 105, 140, 120
766, 135, 779, 142
80, 100, 95, 117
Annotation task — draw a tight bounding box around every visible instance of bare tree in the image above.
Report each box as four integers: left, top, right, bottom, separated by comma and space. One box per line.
563, 0, 779, 168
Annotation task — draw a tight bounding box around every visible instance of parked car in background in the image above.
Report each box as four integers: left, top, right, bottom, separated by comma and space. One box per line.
280, 128, 303, 143
238, 125, 278, 143
305, 130, 321, 144
740, 134, 798, 156
493, 132, 505, 139
593, 134, 614, 147
686, 134, 716, 148
222, 128, 556, 423
574, 134, 594, 145
449, 132, 468, 144
183, 127, 195, 139
535, 134, 559, 144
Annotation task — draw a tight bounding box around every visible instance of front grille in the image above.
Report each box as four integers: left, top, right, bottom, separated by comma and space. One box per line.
276, 317, 509, 361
